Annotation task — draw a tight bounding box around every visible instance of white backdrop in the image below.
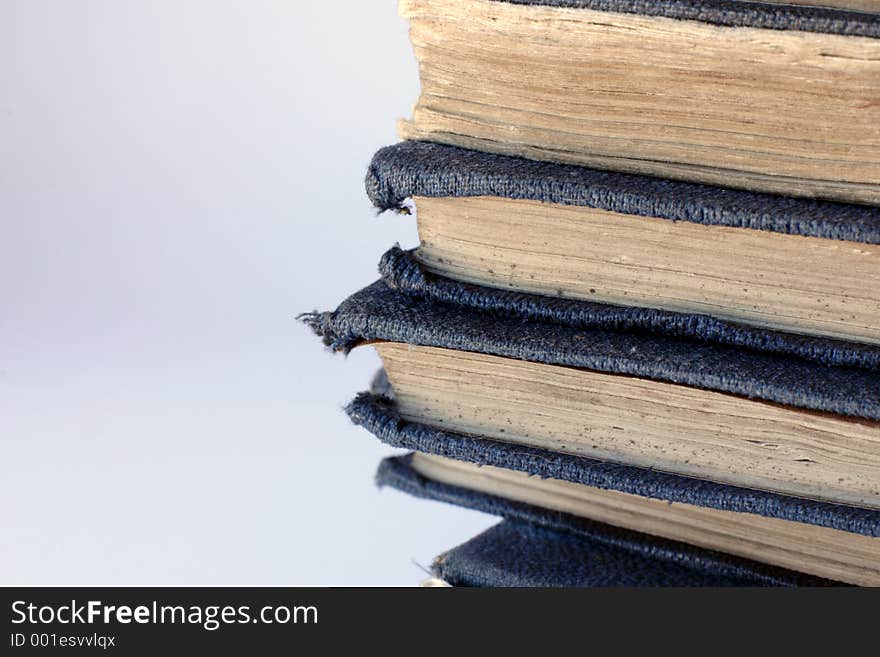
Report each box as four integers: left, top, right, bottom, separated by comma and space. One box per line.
0, 0, 494, 585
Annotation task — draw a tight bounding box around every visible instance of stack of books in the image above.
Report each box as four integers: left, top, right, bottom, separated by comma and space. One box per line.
306, 0, 880, 586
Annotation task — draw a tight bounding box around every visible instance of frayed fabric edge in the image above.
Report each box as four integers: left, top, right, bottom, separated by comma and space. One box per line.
376, 245, 880, 371
350, 391, 880, 538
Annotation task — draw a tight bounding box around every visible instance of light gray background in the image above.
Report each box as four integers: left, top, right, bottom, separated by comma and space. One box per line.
1, 0, 495, 585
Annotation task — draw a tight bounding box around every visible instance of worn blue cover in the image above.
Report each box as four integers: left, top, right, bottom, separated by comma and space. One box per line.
367, 141, 880, 244
487, 2, 880, 38
349, 391, 880, 537
378, 246, 880, 371
434, 520, 775, 587
378, 455, 835, 586
301, 281, 880, 420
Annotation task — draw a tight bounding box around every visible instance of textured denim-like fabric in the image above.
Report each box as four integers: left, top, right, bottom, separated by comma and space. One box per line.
377, 455, 835, 586
434, 520, 803, 587
366, 142, 880, 244
301, 281, 880, 420
379, 246, 880, 371
349, 392, 880, 537
489, 1, 880, 38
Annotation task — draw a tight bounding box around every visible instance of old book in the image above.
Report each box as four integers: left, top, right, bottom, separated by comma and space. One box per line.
431, 519, 799, 587
406, 453, 870, 585
303, 281, 880, 509
368, 141, 880, 346
353, 394, 880, 584
377, 342, 880, 509
378, 454, 836, 586
398, 0, 880, 204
